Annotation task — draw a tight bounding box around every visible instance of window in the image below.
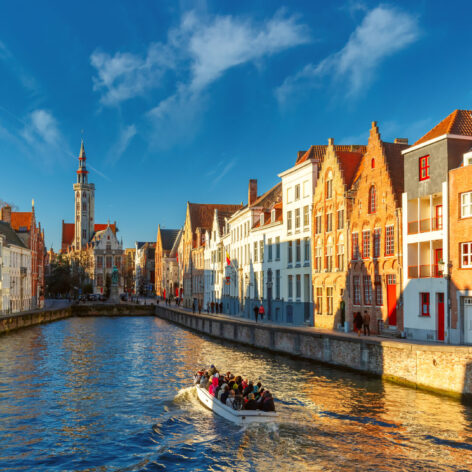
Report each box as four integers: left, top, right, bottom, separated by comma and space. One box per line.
375, 275, 382, 306
326, 241, 333, 271
420, 292, 430, 316
303, 180, 309, 197
115, 256, 121, 268
271, 209, 276, 222
295, 184, 300, 200
259, 240, 264, 262
287, 187, 293, 203
461, 242, 472, 268
82, 229, 86, 239
337, 209, 344, 230
326, 178, 333, 199
106, 256, 112, 269
419, 155, 430, 181
268, 238, 273, 261
97, 256, 103, 269
296, 275, 301, 299
96, 273, 103, 287
295, 208, 300, 230
326, 287, 333, 315
373, 229, 381, 258
326, 213, 333, 232
461, 192, 472, 218
288, 275, 293, 298
253, 242, 258, 263
260, 271, 264, 297
276, 270, 280, 298
288, 241, 293, 264
385, 226, 394, 256
353, 276, 361, 305
275, 237, 280, 260
362, 231, 370, 259
315, 214, 322, 234
296, 239, 301, 263
304, 237, 310, 261
287, 211, 293, 232
352, 233, 360, 260
363, 275, 372, 305
371, 158, 375, 169
316, 287, 323, 314
315, 246, 322, 271
368, 186, 376, 214
303, 206, 309, 227
337, 236, 344, 271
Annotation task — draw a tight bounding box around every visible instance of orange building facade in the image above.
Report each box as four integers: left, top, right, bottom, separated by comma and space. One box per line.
347, 123, 407, 334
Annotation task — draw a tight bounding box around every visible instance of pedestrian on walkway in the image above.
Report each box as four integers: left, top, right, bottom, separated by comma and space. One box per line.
219, 302, 223, 313
198, 302, 202, 314
353, 312, 363, 336
258, 304, 265, 321
192, 299, 196, 314
363, 311, 371, 336
253, 305, 259, 322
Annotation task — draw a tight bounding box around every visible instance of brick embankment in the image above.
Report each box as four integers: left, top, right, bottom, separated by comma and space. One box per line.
0, 307, 72, 335
155, 305, 472, 401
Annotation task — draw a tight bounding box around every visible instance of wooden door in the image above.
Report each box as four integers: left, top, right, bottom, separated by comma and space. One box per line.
437, 292, 445, 341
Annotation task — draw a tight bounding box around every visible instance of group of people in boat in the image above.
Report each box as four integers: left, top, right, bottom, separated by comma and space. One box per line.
194, 365, 275, 412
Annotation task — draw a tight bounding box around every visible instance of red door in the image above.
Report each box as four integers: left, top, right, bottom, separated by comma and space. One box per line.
387, 274, 397, 326
435, 248, 443, 277
437, 292, 445, 341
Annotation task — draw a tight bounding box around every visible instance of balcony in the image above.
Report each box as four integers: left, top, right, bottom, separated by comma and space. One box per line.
407, 217, 443, 235
408, 264, 443, 279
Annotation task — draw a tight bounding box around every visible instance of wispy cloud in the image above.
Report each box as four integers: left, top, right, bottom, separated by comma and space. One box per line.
91, 9, 308, 148
276, 5, 419, 105
106, 124, 137, 164
208, 158, 237, 188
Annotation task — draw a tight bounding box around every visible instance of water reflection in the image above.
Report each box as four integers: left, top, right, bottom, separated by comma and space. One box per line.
0, 316, 471, 471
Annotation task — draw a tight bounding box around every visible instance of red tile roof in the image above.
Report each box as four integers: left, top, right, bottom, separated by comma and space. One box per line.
10, 212, 33, 232
61, 222, 75, 248
382, 142, 408, 205
414, 109, 472, 145
188, 203, 242, 232
336, 151, 364, 187
296, 144, 366, 166
94, 223, 117, 234
250, 182, 282, 209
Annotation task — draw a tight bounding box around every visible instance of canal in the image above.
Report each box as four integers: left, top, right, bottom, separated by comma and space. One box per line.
0, 316, 471, 471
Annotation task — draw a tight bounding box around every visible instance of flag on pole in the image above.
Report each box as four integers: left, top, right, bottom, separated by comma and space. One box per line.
226, 250, 231, 266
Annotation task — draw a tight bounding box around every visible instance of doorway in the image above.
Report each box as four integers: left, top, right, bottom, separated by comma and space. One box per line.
437, 292, 445, 341
464, 298, 472, 344
386, 274, 397, 326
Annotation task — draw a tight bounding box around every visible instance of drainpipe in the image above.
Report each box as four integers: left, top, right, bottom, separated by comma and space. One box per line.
445, 178, 450, 344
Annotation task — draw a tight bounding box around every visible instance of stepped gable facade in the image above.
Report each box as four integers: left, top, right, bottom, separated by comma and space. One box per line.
155, 226, 181, 296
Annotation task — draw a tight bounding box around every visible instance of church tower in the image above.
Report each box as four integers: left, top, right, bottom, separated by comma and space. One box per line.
73, 140, 95, 249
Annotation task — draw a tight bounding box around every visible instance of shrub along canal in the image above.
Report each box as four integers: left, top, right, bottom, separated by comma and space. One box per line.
0, 316, 471, 471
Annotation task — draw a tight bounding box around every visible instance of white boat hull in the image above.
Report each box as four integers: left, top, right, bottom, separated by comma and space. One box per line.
196, 385, 277, 425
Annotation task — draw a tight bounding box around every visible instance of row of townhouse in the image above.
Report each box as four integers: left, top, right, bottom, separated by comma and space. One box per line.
0, 202, 46, 312
154, 109, 472, 344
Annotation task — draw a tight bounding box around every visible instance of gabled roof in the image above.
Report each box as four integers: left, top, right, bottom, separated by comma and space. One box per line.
10, 212, 33, 232
62, 222, 75, 248
296, 144, 366, 166
160, 229, 180, 251
188, 203, 242, 232
169, 229, 183, 257
0, 221, 27, 248
94, 223, 116, 234
414, 109, 472, 145
382, 141, 408, 205
336, 151, 364, 188
250, 182, 282, 209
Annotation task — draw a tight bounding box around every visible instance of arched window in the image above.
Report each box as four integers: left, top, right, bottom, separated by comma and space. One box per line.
368, 186, 376, 214
371, 158, 375, 169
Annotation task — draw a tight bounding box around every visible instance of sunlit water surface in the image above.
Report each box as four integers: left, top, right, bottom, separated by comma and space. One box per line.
0, 316, 471, 471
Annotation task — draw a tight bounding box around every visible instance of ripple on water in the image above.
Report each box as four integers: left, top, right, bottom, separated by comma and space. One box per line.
0, 316, 471, 472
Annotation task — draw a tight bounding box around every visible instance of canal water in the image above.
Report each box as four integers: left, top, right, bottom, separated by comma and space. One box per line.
0, 316, 471, 471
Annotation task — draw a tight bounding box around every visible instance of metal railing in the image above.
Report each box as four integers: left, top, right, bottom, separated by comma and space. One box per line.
407, 217, 443, 235
408, 264, 442, 279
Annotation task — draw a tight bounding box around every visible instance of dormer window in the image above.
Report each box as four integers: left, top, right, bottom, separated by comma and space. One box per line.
271, 209, 276, 222
464, 151, 472, 166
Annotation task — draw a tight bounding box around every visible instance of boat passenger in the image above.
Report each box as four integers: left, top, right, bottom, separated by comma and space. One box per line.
200, 373, 210, 388
244, 393, 258, 410
217, 384, 227, 401
243, 381, 254, 398
209, 376, 219, 396
226, 390, 235, 408
208, 364, 217, 376
260, 391, 275, 412
254, 382, 262, 394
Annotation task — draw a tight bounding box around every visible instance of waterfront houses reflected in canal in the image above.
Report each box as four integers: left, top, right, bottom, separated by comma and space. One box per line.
0, 316, 471, 471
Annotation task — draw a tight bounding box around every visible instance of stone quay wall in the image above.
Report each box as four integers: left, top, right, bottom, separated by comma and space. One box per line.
0, 307, 72, 335
73, 304, 156, 317
155, 305, 472, 400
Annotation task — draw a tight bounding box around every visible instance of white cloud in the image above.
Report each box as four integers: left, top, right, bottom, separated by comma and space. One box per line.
107, 124, 137, 164
90, 43, 175, 106
22, 109, 62, 148
276, 5, 418, 104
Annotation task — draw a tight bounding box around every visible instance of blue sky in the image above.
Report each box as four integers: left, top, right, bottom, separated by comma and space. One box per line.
1, 0, 471, 250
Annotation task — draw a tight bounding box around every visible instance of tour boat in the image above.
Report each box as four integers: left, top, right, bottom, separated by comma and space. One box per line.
195, 385, 277, 425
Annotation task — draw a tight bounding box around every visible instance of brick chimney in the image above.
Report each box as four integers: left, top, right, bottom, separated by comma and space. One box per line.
248, 179, 258, 206
0, 205, 11, 224
394, 138, 409, 145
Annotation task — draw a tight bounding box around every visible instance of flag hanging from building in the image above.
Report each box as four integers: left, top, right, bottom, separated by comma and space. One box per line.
226, 251, 231, 266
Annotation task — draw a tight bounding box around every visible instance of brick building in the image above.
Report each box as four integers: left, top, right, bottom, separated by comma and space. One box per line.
348, 122, 408, 334
449, 148, 472, 344
312, 139, 365, 329
155, 226, 180, 297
